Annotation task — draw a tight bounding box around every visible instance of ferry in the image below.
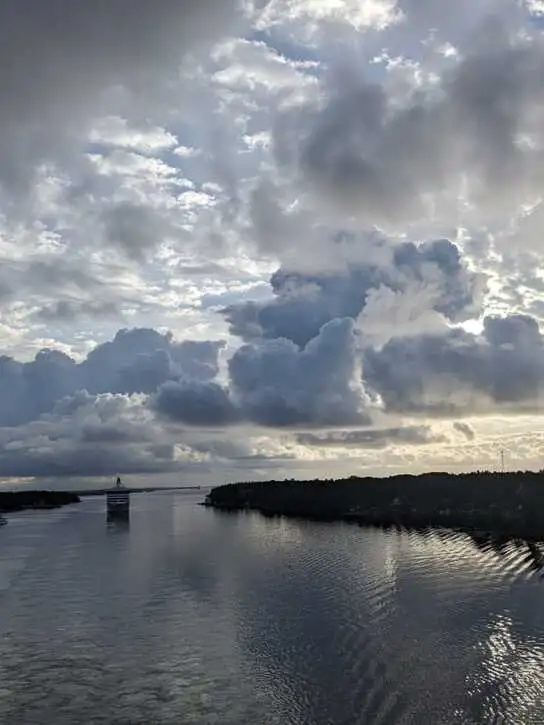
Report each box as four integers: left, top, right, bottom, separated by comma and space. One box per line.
106, 476, 130, 519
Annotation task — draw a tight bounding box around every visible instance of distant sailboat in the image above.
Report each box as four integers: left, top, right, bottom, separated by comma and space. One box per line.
0, 514, 7, 526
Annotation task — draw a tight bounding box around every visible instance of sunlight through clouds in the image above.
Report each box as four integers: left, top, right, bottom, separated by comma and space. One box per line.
0, 0, 543, 485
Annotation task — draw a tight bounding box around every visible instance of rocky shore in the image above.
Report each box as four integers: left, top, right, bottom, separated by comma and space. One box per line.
204, 471, 544, 540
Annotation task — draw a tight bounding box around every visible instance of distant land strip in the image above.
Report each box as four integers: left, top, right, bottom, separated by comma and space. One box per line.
0, 490, 80, 514
204, 472, 544, 541
0, 485, 201, 515
74, 485, 201, 496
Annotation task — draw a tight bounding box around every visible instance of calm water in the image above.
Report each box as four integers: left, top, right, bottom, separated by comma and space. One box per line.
1, 492, 544, 724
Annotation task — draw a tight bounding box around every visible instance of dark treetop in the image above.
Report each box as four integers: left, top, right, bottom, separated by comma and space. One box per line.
0, 490, 80, 513
205, 471, 544, 539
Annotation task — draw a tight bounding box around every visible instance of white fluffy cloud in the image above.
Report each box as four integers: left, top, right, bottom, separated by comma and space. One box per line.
1, 0, 544, 484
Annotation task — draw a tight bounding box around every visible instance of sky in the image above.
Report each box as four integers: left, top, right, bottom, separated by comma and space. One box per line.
1, 0, 544, 489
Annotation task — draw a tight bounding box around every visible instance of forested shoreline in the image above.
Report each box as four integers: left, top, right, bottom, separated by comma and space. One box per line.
0, 490, 80, 514
205, 472, 544, 539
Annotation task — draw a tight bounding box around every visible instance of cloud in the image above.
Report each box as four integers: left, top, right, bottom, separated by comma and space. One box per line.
365, 314, 544, 416
0, 255, 122, 326
0, 391, 183, 478
224, 238, 485, 346
257, 0, 399, 34
101, 202, 169, 261
229, 317, 373, 426
453, 421, 476, 440
0, 0, 250, 199
297, 425, 446, 448
153, 381, 239, 426
273, 21, 544, 230
2, 0, 544, 484
0, 328, 225, 426
154, 317, 373, 428
34, 300, 119, 323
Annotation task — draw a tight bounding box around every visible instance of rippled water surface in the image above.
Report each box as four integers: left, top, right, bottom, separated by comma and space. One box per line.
1, 492, 544, 724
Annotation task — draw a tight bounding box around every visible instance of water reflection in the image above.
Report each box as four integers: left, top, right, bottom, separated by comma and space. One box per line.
468, 534, 544, 577
216, 511, 544, 724
106, 515, 130, 531
0, 495, 543, 724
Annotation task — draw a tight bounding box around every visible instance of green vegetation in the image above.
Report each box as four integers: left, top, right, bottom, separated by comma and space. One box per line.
0, 490, 80, 513
205, 471, 544, 539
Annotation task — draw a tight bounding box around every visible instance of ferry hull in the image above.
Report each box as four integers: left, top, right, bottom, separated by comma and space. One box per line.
106, 490, 130, 520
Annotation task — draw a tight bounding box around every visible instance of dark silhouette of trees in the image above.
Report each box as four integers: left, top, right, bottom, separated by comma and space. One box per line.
205, 471, 544, 539
0, 490, 80, 513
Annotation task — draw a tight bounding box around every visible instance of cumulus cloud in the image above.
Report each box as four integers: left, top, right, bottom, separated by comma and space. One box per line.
224, 239, 485, 346
154, 317, 373, 428
0, 0, 249, 197
228, 317, 372, 426
153, 381, 239, 426
2, 0, 543, 482
273, 20, 544, 230
0, 328, 225, 426
365, 314, 544, 416
2, 310, 544, 480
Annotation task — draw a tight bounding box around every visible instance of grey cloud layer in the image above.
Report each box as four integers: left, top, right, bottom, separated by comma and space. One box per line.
2, 307, 544, 479
154, 318, 371, 427
0, 0, 244, 195
2, 1, 544, 481
365, 315, 544, 415
0, 392, 181, 479
0, 328, 224, 427
224, 239, 485, 346
297, 426, 446, 449
274, 24, 544, 227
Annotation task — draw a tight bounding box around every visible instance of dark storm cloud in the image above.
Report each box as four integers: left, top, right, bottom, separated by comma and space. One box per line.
274, 25, 544, 226
0, 0, 246, 195
0, 328, 225, 426
224, 239, 485, 346
364, 314, 544, 416
297, 426, 446, 449
154, 317, 372, 428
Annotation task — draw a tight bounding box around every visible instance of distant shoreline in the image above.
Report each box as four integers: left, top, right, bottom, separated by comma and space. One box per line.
74, 485, 201, 497
0, 486, 200, 517
204, 472, 544, 541
0, 490, 80, 515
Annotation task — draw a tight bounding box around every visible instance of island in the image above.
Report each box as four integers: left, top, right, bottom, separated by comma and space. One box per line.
204, 471, 544, 540
0, 490, 80, 514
